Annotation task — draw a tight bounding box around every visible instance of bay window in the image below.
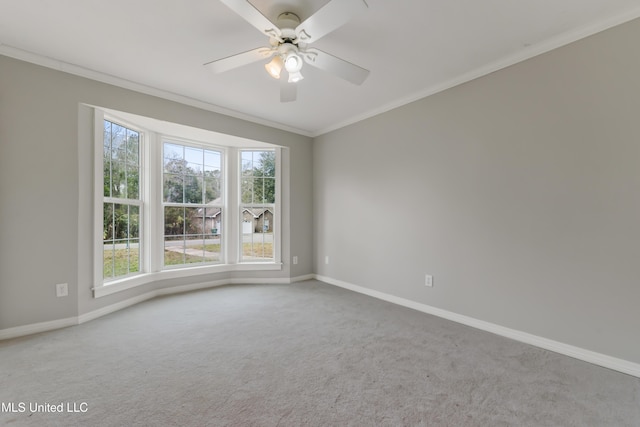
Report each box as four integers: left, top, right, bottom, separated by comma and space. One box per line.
93, 109, 281, 298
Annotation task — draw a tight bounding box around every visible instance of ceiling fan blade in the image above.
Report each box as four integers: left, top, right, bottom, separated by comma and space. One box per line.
204, 47, 273, 74
303, 48, 369, 85
219, 0, 281, 39
295, 0, 367, 44
280, 80, 297, 103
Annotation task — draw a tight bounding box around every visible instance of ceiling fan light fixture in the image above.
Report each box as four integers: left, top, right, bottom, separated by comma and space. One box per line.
288, 70, 304, 83
284, 53, 302, 73
264, 55, 284, 79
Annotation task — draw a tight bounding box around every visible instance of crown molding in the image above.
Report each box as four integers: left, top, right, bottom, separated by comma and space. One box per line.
0, 44, 313, 138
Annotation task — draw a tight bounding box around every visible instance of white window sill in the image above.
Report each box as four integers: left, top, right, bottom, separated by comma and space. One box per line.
93, 262, 282, 298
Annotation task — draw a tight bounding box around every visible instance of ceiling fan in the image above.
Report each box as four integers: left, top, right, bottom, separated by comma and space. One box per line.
205, 0, 370, 102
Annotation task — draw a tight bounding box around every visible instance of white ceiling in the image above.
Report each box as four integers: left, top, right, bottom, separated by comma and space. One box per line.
1, 0, 640, 136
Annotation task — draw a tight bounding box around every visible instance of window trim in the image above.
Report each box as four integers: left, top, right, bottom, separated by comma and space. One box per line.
92, 109, 282, 299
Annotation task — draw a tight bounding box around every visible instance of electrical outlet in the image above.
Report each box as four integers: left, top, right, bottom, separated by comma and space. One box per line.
293, 256, 298, 265
325, 256, 329, 265
425, 275, 433, 287
56, 283, 68, 297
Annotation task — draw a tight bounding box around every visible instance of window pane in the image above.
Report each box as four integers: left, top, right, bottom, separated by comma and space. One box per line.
113, 204, 129, 240
126, 164, 139, 199
164, 143, 183, 162
253, 158, 264, 177
205, 176, 221, 203
204, 150, 220, 168
103, 123, 112, 198
240, 207, 274, 262
111, 124, 125, 160
103, 205, 140, 281
187, 162, 203, 175
129, 205, 140, 239
241, 178, 253, 204
242, 210, 253, 234
112, 239, 129, 276
103, 243, 115, 279
205, 207, 222, 235
241, 151, 253, 172
103, 157, 112, 198
128, 240, 140, 274
165, 158, 188, 175
205, 207, 222, 263
103, 121, 112, 150
164, 206, 184, 235
111, 162, 126, 198
185, 207, 203, 235
164, 236, 185, 266
204, 243, 220, 262
185, 236, 205, 264
163, 173, 183, 203
263, 177, 275, 203
184, 146, 202, 162
185, 147, 203, 174
103, 203, 114, 241
261, 151, 276, 178
184, 175, 203, 204
253, 178, 264, 203
127, 131, 139, 165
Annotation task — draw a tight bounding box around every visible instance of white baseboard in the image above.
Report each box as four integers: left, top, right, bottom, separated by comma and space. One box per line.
0, 317, 78, 341
1, 277, 293, 340
78, 292, 158, 324
315, 274, 640, 378
290, 274, 315, 283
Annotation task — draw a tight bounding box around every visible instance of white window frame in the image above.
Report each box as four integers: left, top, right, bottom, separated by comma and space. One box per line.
92, 109, 282, 298
238, 149, 281, 264
94, 113, 146, 288
161, 137, 225, 269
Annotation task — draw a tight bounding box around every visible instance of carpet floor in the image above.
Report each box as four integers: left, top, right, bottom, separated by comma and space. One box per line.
1, 280, 639, 426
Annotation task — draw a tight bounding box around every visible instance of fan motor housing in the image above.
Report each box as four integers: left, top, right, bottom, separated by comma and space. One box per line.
277, 12, 300, 39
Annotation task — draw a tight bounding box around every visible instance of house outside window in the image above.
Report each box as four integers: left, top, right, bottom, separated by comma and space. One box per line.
240, 150, 276, 262
162, 141, 223, 267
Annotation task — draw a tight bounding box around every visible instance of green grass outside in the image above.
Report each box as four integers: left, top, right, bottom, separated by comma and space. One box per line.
163, 250, 206, 266
105, 242, 274, 279
103, 248, 140, 278
242, 242, 273, 258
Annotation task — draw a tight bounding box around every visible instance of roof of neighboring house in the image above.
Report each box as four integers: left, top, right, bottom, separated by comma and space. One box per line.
242, 207, 273, 218
198, 198, 222, 218
203, 208, 221, 218
197, 199, 271, 218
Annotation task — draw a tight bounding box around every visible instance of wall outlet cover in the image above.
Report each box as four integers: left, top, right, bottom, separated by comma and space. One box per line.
425, 275, 433, 287
56, 283, 69, 297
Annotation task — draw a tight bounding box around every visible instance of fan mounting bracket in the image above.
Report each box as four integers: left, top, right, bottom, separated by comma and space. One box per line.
276, 12, 300, 40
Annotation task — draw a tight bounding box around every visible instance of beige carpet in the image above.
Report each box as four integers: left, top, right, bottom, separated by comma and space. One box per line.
1, 280, 639, 426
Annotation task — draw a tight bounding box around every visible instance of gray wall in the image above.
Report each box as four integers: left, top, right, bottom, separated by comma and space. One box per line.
314, 19, 640, 364
0, 55, 313, 329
